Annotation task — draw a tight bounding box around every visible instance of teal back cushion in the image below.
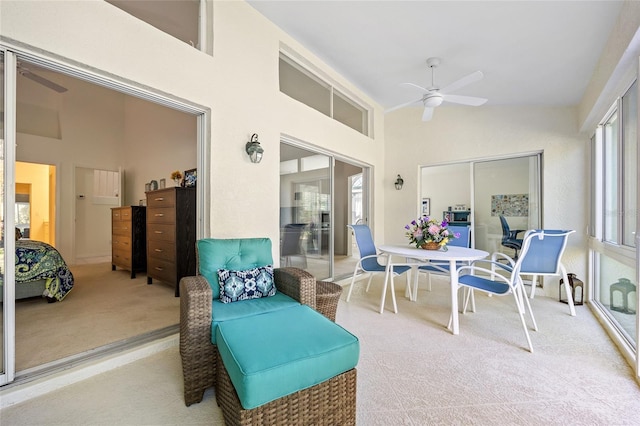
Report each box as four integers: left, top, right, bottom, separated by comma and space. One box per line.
198, 238, 273, 300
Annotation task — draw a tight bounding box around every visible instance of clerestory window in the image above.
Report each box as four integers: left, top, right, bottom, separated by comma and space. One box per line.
279, 53, 370, 136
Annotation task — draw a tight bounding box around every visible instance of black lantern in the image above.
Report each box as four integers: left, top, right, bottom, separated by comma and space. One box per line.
245, 133, 264, 163
610, 278, 636, 314
394, 174, 404, 190
559, 273, 584, 305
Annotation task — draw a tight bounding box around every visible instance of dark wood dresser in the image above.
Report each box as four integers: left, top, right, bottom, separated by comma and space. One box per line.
146, 187, 196, 296
111, 206, 147, 279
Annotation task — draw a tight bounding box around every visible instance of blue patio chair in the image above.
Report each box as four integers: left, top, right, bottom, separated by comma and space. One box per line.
346, 224, 411, 314
417, 225, 471, 294
455, 230, 546, 352
519, 229, 576, 315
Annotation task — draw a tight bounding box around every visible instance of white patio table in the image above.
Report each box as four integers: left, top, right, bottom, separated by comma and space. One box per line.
378, 244, 489, 335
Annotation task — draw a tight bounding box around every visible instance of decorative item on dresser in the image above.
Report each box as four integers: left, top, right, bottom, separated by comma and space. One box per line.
146, 187, 196, 296
111, 206, 147, 279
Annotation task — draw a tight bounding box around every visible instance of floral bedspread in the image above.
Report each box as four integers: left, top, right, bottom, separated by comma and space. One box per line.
15, 240, 74, 301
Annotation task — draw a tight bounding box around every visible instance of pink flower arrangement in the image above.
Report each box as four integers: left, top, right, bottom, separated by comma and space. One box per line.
405, 215, 459, 249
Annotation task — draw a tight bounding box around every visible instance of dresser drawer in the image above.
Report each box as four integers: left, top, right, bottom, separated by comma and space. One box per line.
147, 223, 176, 243
148, 239, 175, 262
112, 235, 132, 251
148, 257, 177, 284
146, 207, 176, 224
112, 248, 132, 268
112, 209, 124, 221
112, 221, 133, 236
147, 189, 176, 208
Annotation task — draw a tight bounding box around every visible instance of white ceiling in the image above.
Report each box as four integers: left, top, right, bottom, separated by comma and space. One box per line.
247, 1, 624, 110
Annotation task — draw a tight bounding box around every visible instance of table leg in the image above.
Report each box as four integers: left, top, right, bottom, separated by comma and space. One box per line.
404, 264, 412, 300
380, 261, 392, 314
412, 265, 419, 301
449, 259, 459, 335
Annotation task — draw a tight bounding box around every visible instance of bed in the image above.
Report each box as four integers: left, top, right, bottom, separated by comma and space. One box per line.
1, 240, 75, 302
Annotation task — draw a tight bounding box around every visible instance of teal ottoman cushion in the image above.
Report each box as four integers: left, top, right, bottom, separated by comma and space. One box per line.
211, 292, 300, 344
216, 304, 360, 410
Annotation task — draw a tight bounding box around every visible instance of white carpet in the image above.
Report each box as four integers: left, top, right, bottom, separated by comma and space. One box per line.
1, 274, 639, 425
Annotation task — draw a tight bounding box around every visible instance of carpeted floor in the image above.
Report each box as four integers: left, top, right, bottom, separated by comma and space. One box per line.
14, 262, 180, 371
1, 273, 639, 425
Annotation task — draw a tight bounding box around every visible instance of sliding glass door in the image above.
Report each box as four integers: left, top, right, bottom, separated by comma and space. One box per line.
280, 141, 369, 281
472, 155, 541, 255
420, 153, 541, 257
280, 144, 332, 279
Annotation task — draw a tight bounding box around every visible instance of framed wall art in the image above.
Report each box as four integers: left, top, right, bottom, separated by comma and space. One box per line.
183, 168, 197, 188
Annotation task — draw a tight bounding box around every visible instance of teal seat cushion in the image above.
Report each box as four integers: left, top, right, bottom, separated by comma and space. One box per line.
211, 292, 300, 344
216, 304, 360, 410
197, 238, 273, 300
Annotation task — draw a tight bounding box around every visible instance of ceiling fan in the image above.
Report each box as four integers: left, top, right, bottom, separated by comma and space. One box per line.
0, 61, 68, 93
387, 57, 487, 121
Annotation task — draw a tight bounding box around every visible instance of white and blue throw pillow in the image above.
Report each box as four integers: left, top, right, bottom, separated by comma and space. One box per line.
217, 265, 276, 303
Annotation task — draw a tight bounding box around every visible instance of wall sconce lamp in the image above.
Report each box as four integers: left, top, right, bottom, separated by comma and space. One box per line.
394, 174, 404, 190
245, 133, 264, 163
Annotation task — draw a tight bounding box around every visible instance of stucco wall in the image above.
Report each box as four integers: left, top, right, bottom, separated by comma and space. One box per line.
385, 106, 588, 297
1, 0, 386, 264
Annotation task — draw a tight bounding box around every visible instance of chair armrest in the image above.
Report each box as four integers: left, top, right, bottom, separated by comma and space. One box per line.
492, 252, 515, 267
179, 275, 216, 406
510, 229, 526, 239
456, 265, 511, 285
274, 267, 317, 309
179, 276, 213, 356
462, 259, 513, 273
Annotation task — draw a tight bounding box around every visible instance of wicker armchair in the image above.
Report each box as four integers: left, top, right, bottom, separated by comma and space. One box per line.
179, 266, 317, 406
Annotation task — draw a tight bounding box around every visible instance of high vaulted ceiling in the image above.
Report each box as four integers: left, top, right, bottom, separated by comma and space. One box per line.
247, 1, 624, 111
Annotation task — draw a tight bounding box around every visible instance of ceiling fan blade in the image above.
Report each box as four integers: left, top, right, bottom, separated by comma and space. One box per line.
401, 82, 430, 93
440, 70, 483, 94
422, 107, 434, 121
442, 93, 487, 106
386, 97, 424, 113
20, 70, 68, 93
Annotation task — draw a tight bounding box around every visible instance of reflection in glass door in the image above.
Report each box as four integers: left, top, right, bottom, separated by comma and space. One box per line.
280, 142, 369, 280
473, 155, 541, 256
280, 145, 332, 279
421, 155, 541, 261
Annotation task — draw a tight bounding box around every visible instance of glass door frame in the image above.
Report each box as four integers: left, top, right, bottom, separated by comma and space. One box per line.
2, 49, 18, 385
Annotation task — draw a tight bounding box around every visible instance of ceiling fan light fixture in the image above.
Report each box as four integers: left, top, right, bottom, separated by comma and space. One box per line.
423, 93, 443, 108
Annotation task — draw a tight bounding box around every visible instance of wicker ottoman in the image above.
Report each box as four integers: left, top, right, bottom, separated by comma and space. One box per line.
215, 305, 359, 425
216, 349, 357, 425
316, 280, 342, 322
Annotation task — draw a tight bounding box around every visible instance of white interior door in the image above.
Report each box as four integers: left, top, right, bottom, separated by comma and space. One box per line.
74, 167, 121, 263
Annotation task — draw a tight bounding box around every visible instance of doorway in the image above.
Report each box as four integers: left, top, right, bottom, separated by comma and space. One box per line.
2, 50, 206, 385
15, 162, 56, 245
